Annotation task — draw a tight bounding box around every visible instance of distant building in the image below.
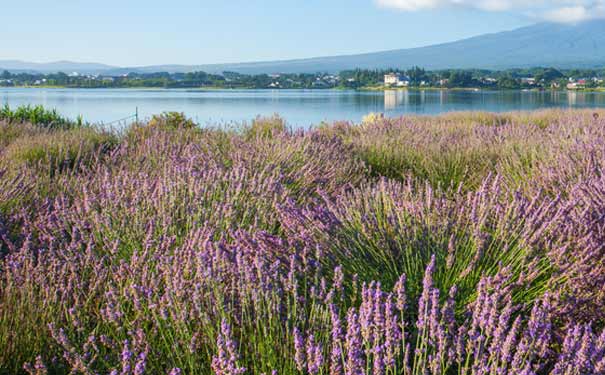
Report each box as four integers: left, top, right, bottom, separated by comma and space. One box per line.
312, 80, 329, 88
567, 82, 585, 90
520, 77, 536, 85
324, 75, 339, 85
384, 73, 398, 85
384, 73, 409, 87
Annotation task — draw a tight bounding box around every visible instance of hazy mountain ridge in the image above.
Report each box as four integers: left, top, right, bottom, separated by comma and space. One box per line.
2, 21, 605, 75
0, 60, 116, 74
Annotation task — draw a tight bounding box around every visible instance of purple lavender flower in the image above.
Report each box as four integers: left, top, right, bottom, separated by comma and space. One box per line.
120, 340, 133, 375
306, 334, 324, 375
294, 327, 306, 372
330, 304, 344, 375
393, 274, 407, 313
416, 255, 436, 334
22, 356, 47, 375
383, 295, 400, 369
134, 352, 147, 375
345, 309, 364, 375
372, 345, 385, 375
211, 319, 246, 375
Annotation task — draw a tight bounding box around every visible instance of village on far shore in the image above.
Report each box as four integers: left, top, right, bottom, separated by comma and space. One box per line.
382, 71, 604, 90
1, 66, 604, 90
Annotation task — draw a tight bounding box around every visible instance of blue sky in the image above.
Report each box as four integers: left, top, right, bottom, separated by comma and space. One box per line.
1, 0, 602, 66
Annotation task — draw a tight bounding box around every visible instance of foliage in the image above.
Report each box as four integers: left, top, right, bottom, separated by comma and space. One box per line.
244, 114, 288, 140
148, 111, 198, 130
2, 66, 604, 90
0, 104, 83, 129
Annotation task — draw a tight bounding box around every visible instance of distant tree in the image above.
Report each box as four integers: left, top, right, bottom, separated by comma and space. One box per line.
535, 68, 564, 83
497, 76, 520, 89
448, 71, 474, 87
406, 66, 427, 86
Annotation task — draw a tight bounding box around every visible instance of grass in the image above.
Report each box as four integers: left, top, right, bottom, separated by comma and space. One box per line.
3, 127, 116, 169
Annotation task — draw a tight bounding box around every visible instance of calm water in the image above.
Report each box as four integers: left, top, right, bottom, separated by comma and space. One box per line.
3, 88, 605, 128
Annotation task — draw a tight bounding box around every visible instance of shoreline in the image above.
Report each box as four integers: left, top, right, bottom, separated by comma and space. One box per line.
3, 85, 605, 93
359, 85, 605, 93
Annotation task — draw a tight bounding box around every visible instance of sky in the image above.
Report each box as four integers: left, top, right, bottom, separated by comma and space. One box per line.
1, 0, 603, 66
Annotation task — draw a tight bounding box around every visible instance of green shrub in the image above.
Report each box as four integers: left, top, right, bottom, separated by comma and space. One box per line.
147, 111, 197, 130
0, 104, 82, 129
244, 114, 287, 140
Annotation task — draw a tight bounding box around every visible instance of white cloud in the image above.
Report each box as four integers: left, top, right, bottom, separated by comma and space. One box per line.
376, 0, 605, 22
542, 6, 590, 22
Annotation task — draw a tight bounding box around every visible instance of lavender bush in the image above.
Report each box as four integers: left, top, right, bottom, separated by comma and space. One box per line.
1, 110, 604, 374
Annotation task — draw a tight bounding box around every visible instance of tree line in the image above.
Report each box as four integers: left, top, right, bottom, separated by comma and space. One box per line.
1, 66, 604, 89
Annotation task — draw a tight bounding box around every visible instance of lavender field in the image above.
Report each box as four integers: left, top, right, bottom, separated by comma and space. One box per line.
1, 110, 605, 375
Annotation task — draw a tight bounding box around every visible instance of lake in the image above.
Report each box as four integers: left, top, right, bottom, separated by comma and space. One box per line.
3, 87, 605, 128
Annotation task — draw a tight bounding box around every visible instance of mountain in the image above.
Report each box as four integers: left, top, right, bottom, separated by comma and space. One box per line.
3, 21, 605, 75
0, 60, 115, 74
187, 20, 605, 74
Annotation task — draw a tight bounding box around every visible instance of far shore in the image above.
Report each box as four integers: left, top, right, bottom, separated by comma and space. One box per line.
3, 85, 605, 93
359, 85, 605, 93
